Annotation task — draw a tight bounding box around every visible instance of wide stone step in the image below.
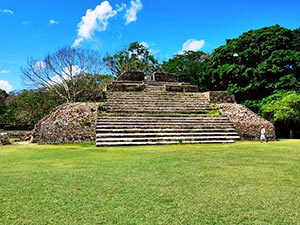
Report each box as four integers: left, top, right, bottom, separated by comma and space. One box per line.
96, 140, 236, 146
104, 107, 211, 111
106, 102, 210, 107
106, 101, 209, 105
106, 108, 209, 115
96, 128, 236, 133
97, 120, 232, 125
106, 92, 207, 96
105, 103, 210, 107
96, 123, 232, 129
106, 97, 209, 102
106, 98, 208, 102
104, 107, 210, 112
98, 114, 229, 121
96, 132, 239, 138
107, 99, 209, 104
102, 110, 210, 114
96, 125, 234, 130
106, 94, 208, 98
96, 135, 240, 146
97, 118, 227, 125
97, 115, 233, 123
104, 105, 210, 110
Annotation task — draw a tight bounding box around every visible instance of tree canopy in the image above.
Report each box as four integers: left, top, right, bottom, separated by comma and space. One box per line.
0, 89, 8, 115
259, 91, 300, 138
103, 41, 159, 77
21, 47, 103, 103
162, 51, 210, 90
204, 25, 300, 102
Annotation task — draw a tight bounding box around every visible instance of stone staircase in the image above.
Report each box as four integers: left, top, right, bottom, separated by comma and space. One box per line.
96, 81, 240, 146
104, 91, 210, 114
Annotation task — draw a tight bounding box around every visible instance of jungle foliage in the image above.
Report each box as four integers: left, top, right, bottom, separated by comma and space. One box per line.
206, 25, 300, 103
163, 25, 300, 103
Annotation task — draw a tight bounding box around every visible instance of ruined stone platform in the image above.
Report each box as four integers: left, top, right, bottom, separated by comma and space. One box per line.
96, 72, 240, 146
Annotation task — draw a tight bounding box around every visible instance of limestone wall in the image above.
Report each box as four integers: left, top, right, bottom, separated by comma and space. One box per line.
165, 83, 198, 92
218, 103, 276, 140
206, 91, 235, 103
32, 103, 100, 144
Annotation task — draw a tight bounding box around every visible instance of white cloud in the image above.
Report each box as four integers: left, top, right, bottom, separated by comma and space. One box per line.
73, 1, 118, 47
35, 61, 47, 70
125, 0, 143, 25
180, 39, 205, 54
49, 19, 59, 25
49, 65, 82, 86
34, 61, 82, 86
0, 80, 13, 93
62, 65, 82, 77
0, 70, 10, 74
140, 41, 159, 55
0, 9, 14, 15
140, 41, 148, 49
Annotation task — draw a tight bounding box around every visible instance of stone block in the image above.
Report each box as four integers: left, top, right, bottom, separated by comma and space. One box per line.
119, 71, 145, 81
107, 82, 145, 92
207, 91, 235, 103
166, 84, 198, 92
153, 72, 182, 82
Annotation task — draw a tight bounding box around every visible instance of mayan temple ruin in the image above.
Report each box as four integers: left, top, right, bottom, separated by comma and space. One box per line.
96, 72, 243, 146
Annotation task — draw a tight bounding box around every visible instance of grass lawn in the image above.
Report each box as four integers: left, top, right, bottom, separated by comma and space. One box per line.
1, 140, 300, 224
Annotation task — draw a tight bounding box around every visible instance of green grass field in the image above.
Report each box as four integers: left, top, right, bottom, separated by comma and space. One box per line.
1, 140, 300, 225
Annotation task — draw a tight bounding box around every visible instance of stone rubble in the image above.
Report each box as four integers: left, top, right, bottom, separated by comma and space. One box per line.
32, 103, 100, 144
218, 103, 276, 140
0, 133, 11, 145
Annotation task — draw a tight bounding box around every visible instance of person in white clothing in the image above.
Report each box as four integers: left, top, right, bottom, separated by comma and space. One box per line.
260, 125, 267, 142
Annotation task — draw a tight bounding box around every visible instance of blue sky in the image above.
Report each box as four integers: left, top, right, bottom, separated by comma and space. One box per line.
0, 0, 299, 92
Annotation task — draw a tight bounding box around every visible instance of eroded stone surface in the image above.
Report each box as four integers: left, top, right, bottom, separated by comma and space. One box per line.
32, 103, 100, 144
218, 103, 276, 140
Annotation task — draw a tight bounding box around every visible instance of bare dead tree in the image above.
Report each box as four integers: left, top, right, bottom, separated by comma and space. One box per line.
21, 47, 103, 103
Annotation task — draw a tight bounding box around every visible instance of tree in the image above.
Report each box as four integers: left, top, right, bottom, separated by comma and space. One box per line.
0, 75, 113, 126
204, 25, 300, 102
162, 50, 210, 90
74, 74, 114, 102
1, 89, 64, 125
22, 47, 103, 103
0, 89, 8, 115
103, 41, 159, 77
260, 91, 300, 138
